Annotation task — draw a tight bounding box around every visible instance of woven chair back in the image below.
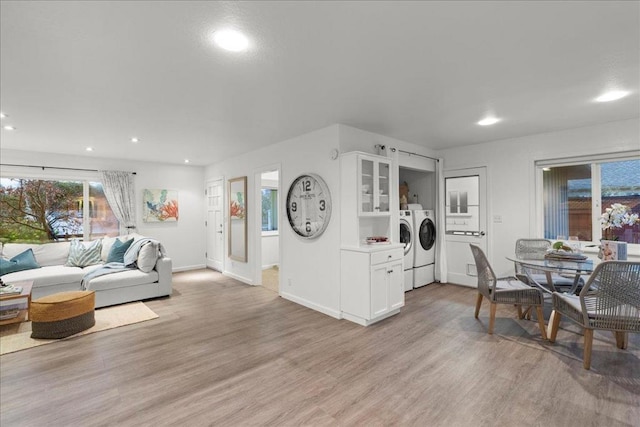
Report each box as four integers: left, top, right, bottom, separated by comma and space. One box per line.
469, 244, 496, 298
515, 239, 551, 260
580, 261, 640, 331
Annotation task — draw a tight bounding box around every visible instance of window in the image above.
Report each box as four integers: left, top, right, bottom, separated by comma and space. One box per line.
540, 157, 640, 245
0, 178, 119, 243
261, 188, 278, 232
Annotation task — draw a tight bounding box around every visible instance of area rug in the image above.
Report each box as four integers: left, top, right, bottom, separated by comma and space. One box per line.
0, 302, 158, 355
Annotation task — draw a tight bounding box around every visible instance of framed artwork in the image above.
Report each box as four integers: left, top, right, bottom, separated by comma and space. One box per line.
143, 189, 179, 222
228, 176, 247, 262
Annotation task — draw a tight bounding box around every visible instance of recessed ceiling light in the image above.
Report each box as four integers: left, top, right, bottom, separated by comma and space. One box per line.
184, 159, 190, 164
86, 147, 93, 152
477, 117, 501, 126
212, 29, 249, 52
595, 90, 630, 102
131, 137, 139, 143
3, 125, 16, 131
0, 112, 7, 119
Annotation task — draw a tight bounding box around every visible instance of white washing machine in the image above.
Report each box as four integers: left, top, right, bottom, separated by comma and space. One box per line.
399, 210, 415, 292
413, 209, 436, 288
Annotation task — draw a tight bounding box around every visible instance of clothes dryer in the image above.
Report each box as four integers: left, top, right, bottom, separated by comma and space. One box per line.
399, 210, 415, 292
413, 209, 436, 288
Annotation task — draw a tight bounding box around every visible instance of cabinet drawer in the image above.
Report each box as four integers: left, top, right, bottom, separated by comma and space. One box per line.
371, 249, 403, 266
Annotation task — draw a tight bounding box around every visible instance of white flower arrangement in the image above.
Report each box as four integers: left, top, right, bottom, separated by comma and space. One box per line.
600, 203, 639, 230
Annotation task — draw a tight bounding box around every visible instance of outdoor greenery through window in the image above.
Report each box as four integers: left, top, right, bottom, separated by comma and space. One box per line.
0, 178, 119, 243
541, 158, 640, 245
261, 188, 278, 232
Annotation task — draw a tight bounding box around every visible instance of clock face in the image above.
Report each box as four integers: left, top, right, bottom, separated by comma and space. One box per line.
286, 173, 332, 239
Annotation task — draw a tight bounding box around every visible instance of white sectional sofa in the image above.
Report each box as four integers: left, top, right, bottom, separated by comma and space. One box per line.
0, 234, 172, 308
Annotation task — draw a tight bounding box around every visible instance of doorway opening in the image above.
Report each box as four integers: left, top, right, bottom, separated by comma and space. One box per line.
256, 168, 280, 293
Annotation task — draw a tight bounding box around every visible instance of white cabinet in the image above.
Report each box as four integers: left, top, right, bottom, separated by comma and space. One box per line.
341, 246, 404, 326
340, 151, 402, 326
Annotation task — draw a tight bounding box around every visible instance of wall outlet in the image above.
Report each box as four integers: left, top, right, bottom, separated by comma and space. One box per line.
493, 215, 503, 223
288, 278, 292, 287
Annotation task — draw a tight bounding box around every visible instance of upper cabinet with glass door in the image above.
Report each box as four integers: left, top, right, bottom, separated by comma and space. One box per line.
359, 154, 391, 216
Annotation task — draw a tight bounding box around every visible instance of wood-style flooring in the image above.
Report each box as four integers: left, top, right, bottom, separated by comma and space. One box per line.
1, 269, 638, 426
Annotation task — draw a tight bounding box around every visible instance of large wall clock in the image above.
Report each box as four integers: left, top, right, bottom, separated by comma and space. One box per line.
286, 173, 332, 239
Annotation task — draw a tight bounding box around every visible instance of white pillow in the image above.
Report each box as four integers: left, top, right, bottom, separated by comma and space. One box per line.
137, 242, 159, 273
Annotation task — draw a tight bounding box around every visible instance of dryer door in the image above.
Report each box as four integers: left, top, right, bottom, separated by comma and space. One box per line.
418, 218, 436, 251
400, 219, 413, 256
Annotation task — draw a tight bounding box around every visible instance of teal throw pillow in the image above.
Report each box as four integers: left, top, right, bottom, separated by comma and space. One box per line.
106, 238, 134, 263
66, 239, 103, 267
0, 248, 41, 276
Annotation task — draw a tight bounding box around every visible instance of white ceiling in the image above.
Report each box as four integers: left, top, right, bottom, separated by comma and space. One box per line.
1, 1, 638, 166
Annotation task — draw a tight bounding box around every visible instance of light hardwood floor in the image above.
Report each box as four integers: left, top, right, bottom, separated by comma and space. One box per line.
1, 269, 638, 426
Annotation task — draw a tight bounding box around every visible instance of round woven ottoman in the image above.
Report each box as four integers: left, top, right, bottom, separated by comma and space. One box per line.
30, 291, 96, 339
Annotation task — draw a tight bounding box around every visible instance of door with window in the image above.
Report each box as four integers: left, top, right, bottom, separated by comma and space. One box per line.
206, 179, 224, 271
444, 167, 487, 287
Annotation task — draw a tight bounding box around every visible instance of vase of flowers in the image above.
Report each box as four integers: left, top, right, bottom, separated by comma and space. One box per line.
598, 203, 639, 259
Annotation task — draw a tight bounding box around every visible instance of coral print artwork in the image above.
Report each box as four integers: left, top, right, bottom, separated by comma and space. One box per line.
143, 189, 179, 222
230, 191, 245, 219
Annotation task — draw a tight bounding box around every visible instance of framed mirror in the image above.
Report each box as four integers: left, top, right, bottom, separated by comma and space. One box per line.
228, 176, 248, 262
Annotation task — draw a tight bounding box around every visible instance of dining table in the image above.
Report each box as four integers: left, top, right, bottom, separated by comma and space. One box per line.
506, 254, 597, 295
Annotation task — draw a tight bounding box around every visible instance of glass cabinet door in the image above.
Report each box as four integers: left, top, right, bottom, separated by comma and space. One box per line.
377, 161, 390, 213
358, 156, 391, 216
360, 158, 375, 213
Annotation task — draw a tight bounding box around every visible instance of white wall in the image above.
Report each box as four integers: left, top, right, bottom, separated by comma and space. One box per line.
206, 125, 343, 317
1, 149, 206, 271
436, 118, 640, 281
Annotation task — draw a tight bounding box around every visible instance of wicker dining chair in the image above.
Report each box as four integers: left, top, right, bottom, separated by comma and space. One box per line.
470, 244, 547, 339
549, 261, 640, 370
514, 238, 580, 292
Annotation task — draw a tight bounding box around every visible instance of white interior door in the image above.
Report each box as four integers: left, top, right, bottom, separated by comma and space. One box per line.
443, 167, 487, 287
206, 178, 224, 271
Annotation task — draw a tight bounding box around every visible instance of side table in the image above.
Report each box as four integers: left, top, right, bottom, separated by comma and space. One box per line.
0, 281, 34, 326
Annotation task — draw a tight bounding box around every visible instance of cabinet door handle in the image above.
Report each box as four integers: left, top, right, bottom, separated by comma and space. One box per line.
388, 269, 394, 274
388, 255, 392, 259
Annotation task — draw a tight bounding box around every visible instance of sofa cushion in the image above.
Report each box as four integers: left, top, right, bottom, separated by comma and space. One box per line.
2, 265, 86, 288
86, 269, 159, 291
2, 242, 71, 267
66, 239, 103, 267
107, 238, 134, 263
0, 248, 41, 276
137, 242, 159, 273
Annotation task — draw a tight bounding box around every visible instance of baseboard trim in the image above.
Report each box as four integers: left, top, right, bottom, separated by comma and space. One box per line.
279, 291, 341, 320
172, 264, 206, 273
223, 270, 253, 285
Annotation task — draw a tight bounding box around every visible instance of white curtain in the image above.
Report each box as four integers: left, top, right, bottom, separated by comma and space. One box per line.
101, 170, 136, 235
435, 158, 448, 283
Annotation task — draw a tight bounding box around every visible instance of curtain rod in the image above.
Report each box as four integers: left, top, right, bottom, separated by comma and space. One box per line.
0, 163, 136, 175
374, 145, 439, 162
395, 149, 439, 162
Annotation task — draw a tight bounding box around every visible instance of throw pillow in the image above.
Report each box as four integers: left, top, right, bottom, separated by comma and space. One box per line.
0, 248, 41, 276
137, 242, 159, 273
106, 238, 134, 263
65, 239, 103, 267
